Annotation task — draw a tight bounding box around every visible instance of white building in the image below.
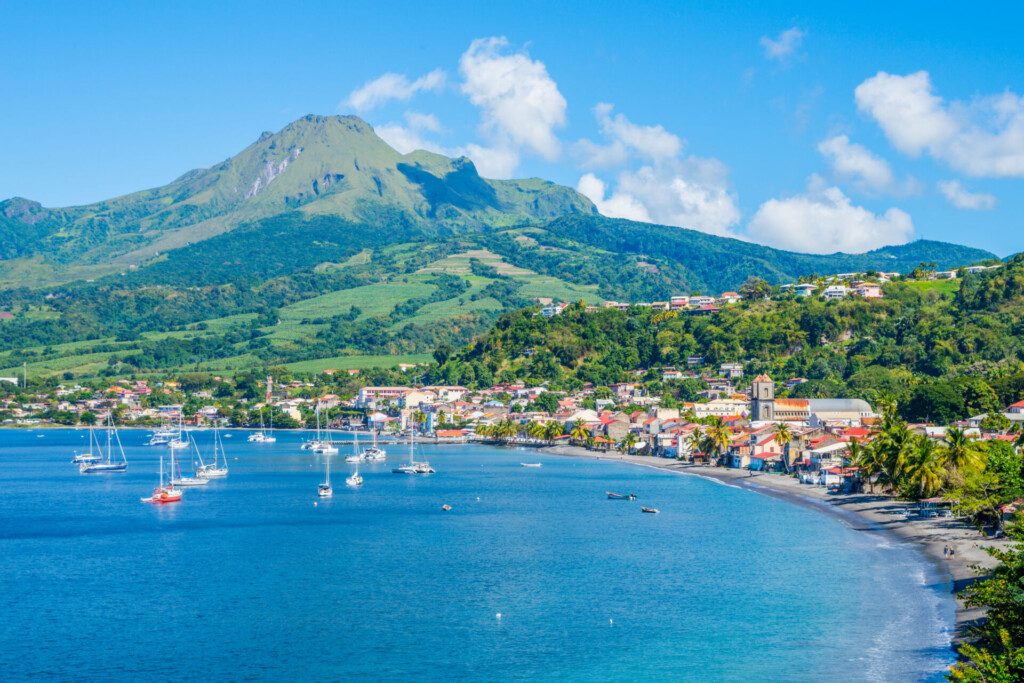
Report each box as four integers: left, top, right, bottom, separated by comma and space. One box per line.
823, 285, 849, 300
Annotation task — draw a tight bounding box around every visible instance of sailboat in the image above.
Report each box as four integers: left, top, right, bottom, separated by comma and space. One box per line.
167, 416, 188, 449
312, 404, 338, 454
170, 438, 210, 487
141, 454, 182, 504
362, 426, 386, 461
345, 430, 364, 463
392, 426, 434, 474
147, 418, 176, 446
318, 452, 333, 497
197, 426, 229, 479
71, 426, 100, 463
248, 409, 275, 443
345, 462, 363, 487
79, 415, 128, 473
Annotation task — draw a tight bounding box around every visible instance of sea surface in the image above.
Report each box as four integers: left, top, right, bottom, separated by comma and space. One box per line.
0, 428, 955, 681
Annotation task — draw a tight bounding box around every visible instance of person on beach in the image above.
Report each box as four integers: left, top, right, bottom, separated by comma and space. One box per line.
943, 545, 949, 556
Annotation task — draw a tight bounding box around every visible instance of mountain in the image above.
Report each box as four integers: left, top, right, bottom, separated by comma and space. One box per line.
0, 115, 1001, 378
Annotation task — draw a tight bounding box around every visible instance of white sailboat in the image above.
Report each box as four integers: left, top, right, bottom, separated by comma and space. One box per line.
318, 451, 333, 497
148, 418, 176, 446
362, 426, 386, 461
312, 404, 338, 454
71, 426, 100, 463
79, 415, 128, 473
167, 416, 188, 449
197, 426, 229, 478
392, 427, 434, 474
248, 409, 275, 443
345, 430, 364, 463
170, 437, 210, 487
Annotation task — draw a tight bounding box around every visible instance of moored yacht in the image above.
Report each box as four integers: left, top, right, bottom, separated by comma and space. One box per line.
196, 427, 229, 479
141, 455, 182, 504
318, 452, 333, 497
79, 416, 128, 473
170, 439, 210, 487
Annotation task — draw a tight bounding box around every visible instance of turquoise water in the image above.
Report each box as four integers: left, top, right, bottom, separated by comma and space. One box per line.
0, 428, 954, 681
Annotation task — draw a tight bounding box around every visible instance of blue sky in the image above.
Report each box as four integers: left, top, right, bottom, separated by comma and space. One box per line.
2, 1, 1023, 255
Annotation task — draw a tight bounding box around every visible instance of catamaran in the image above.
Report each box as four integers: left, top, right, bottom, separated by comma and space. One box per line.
312, 404, 338, 454
248, 409, 277, 443
170, 438, 210, 487
147, 421, 176, 446
197, 426, 229, 479
141, 454, 182, 504
318, 452, 333, 497
392, 428, 434, 474
79, 416, 128, 473
362, 427, 386, 461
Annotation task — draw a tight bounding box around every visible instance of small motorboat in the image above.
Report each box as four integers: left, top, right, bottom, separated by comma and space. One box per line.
345, 472, 363, 487
441, 504, 452, 511
345, 453, 365, 463
520, 463, 542, 468
641, 507, 659, 514
607, 492, 637, 500
362, 446, 386, 461
71, 452, 100, 464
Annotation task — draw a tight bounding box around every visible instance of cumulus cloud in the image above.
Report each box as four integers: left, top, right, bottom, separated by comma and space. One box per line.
760, 27, 806, 61
375, 111, 449, 155
748, 177, 914, 253
575, 103, 681, 167
459, 37, 567, 162
817, 135, 894, 192
855, 70, 1024, 177
456, 143, 520, 178
345, 69, 446, 112
937, 180, 997, 210
575, 106, 741, 236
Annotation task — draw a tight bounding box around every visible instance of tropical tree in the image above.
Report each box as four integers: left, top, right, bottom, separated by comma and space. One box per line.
619, 431, 639, 455
569, 419, 590, 444
526, 421, 546, 441
904, 435, 946, 499
773, 422, 793, 471
543, 420, 564, 443
945, 426, 984, 481
685, 427, 705, 462
412, 409, 426, 433
704, 417, 731, 466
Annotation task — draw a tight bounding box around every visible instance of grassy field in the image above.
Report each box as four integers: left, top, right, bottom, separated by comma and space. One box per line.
905, 279, 961, 297
283, 353, 432, 373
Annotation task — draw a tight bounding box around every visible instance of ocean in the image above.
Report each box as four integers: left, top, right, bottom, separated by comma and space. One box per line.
0, 428, 955, 681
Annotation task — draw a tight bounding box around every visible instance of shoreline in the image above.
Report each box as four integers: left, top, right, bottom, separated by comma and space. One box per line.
539, 443, 1008, 645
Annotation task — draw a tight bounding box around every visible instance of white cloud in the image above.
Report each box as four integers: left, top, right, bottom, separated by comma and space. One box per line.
577, 173, 652, 223
748, 177, 914, 253
457, 143, 520, 178
760, 27, 806, 61
575, 105, 741, 236
578, 161, 742, 238
375, 111, 449, 155
817, 135, 894, 192
575, 103, 682, 167
855, 70, 1024, 177
459, 37, 567, 162
937, 180, 997, 210
345, 69, 446, 112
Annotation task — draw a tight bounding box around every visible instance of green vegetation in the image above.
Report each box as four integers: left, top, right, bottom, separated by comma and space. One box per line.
429, 257, 1024, 422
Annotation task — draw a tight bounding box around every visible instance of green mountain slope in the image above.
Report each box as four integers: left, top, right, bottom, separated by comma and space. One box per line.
0, 114, 1002, 378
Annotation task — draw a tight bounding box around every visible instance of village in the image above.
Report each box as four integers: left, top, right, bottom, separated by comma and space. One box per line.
5, 358, 1023, 510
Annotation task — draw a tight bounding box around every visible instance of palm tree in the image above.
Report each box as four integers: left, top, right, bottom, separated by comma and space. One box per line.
685, 427, 705, 463
412, 409, 426, 433
905, 435, 946, 499
495, 419, 518, 442
704, 417, 731, 466
475, 423, 493, 439
773, 422, 793, 472
569, 419, 590, 445
544, 420, 564, 443
944, 426, 983, 478
619, 431, 639, 455
526, 421, 546, 441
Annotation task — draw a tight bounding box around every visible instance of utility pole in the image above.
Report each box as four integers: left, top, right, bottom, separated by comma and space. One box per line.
23, 362, 27, 389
